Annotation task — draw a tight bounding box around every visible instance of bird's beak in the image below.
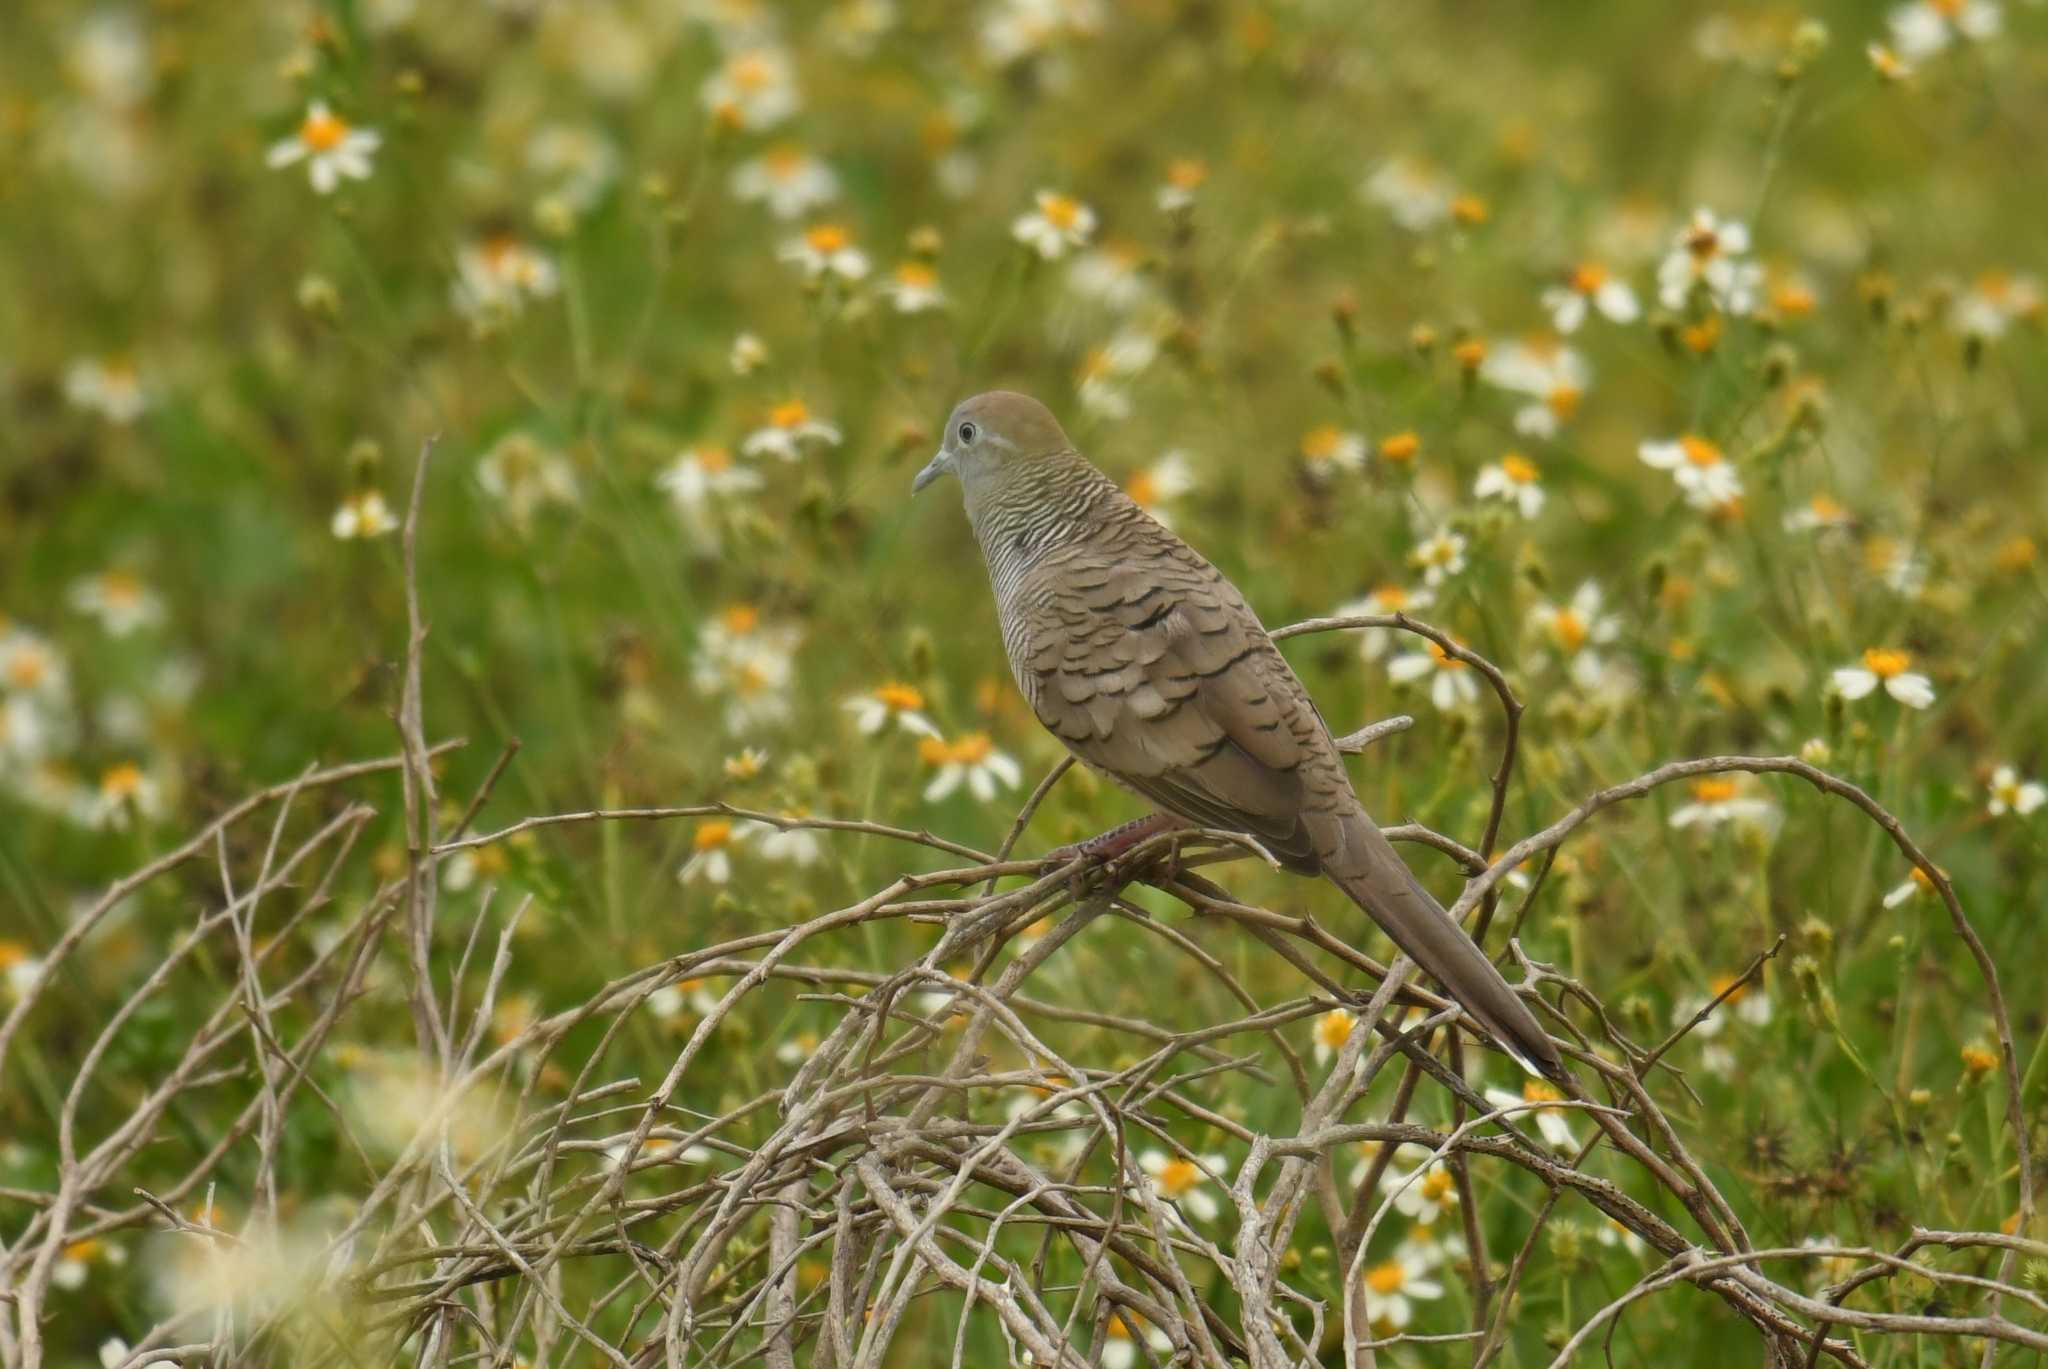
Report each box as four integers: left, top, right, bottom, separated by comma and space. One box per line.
911, 448, 951, 495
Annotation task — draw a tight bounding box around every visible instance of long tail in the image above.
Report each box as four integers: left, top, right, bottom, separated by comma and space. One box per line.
1316, 807, 1566, 1081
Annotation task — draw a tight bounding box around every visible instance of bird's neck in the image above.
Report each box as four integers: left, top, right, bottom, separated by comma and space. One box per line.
966, 451, 1121, 592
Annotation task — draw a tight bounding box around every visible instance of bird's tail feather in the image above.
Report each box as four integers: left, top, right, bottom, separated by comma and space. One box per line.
1319, 809, 1565, 1081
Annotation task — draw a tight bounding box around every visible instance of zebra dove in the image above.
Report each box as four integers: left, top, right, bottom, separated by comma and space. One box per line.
913, 390, 1565, 1080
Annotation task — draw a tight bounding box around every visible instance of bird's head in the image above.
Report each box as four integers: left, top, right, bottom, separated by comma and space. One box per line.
912, 391, 1075, 497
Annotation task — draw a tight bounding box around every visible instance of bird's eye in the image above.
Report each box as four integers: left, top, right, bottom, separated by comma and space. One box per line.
957, 421, 978, 444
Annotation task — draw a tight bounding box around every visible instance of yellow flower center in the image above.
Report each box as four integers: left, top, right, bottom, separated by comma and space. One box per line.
694, 820, 734, 851
1366, 1260, 1407, 1294
98, 569, 143, 605
301, 109, 349, 152
1372, 585, 1409, 610
1155, 1158, 1200, 1197
1679, 435, 1723, 468
696, 446, 733, 473
729, 51, 775, 92
874, 682, 924, 711
1689, 777, 1739, 805
1773, 284, 1816, 317
1124, 469, 1159, 505
1315, 1009, 1354, 1049
1166, 158, 1208, 190
1684, 224, 1721, 259
1106, 1314, 1133, 1340
720, 603, 761, 635
804, 224, 851, 254
99, 762, 144, 799
0, 940, 26, 969
1500, 453, 1540, 484
949, 732, 993, 765
1961, 1044, 1997, 1074
894, 261, 936, 288
1451, 194, 1488, 225
1299, 424, 1342, 460
1426, 641, 1467, 670
6, 648, 50, 689
63, 1239, 101, 1263
1453, 339, 1487, 368
917, 736, 950, 766
1569, 262, 1609, 293
1861, 647, 1910, 679
1930, 0, 1966, 16
1419, 1167, 1456, 1201
1522, 1080, 1563, 1106
1039, 192, 1081, 230
1379, 431, 1420, 463
1708, 971, 1750, 1003
770, 400, 809, 429
1808, 494, 1845, 521
764, 144, 805, 177
1546, 386, 1582, 421
1549, 609, 1588, 654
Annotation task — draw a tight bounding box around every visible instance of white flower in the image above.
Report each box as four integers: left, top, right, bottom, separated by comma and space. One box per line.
63, 356, 147, 424
477, 432, 578, 530
701, 47, 800, 129
1474, 452, 1546, 518
1407, 529, 1467, 586
1830, 648, 1934, 709
1099, 1312, 1171, 1369
1541, 263, 1640, 332
452, 235, 558, 321
1783, 493, 1854, 533
729, 332, 769, 376
1949, 271, 2040, 340
1884, 867, 1939, 907
919, 733, 1022, 802
1479, 338, 1590, 438
1639, 434, 1743, 513
1362, 157, 1455, 231
1656, 208, 1763, 316
1595, 1217, 1647, 1256
1485, 1079, 1576, 1150
1012, 190, 1096, 260
1668, 776, 1780, 832
691, 606, 801, 732
51, 1238, 123, 1291
1987, 765, 2045, 817
1529, 582, 1623, 690
775, 1029, 822, 1065
1311, 1008, 1355, 1067
1156, 158, 1207, 213
1, 941, 46, 1001
1674, 973, 1774, 1038
1359, 1246, 1446, 1331
882, 260, 946, 313
1075, 329, 1157, 419
658, 445, 763, 551
0, 627, 68, 700
1123, 450, 1195, 525
0, 694, 67, 769
842, 682, 940, 739
731, 145, 839, 220
1889, 0, 2000, 60
1381, 1144, 1461, 1226
68, 570, 164, 636
1336, 584, 1436, 661
679, 818, 749, 885
266, 101, 381, 194
1298, 424, 1368, 480
67, 11, 152, 110
605, 1134, 713, 1170
1066, 245, 1153, 311
1387, 639, 1480, 713
779, 223, 870, 283
755, 822, 823, 866
99, 1339, 130, 1369
742, 399, 842, 461
1137, 1148, 1225, 1222
331, 490, 398, 539
526, 123, 620, 212
87, 761, 162, 830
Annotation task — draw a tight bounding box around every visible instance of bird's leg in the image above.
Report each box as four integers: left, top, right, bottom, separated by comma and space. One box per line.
1041, 812, 1184, 869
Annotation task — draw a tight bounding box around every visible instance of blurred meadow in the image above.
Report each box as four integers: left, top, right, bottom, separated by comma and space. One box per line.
3, 0, 2047, 1364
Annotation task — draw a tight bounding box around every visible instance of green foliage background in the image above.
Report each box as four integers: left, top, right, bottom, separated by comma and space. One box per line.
1, 0, 2045, 1362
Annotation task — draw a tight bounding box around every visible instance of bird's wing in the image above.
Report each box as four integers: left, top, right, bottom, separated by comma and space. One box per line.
1016, 538, 1335, 870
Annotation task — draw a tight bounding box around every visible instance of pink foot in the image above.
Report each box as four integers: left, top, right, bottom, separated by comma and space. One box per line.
1043, 812, 1184, 868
